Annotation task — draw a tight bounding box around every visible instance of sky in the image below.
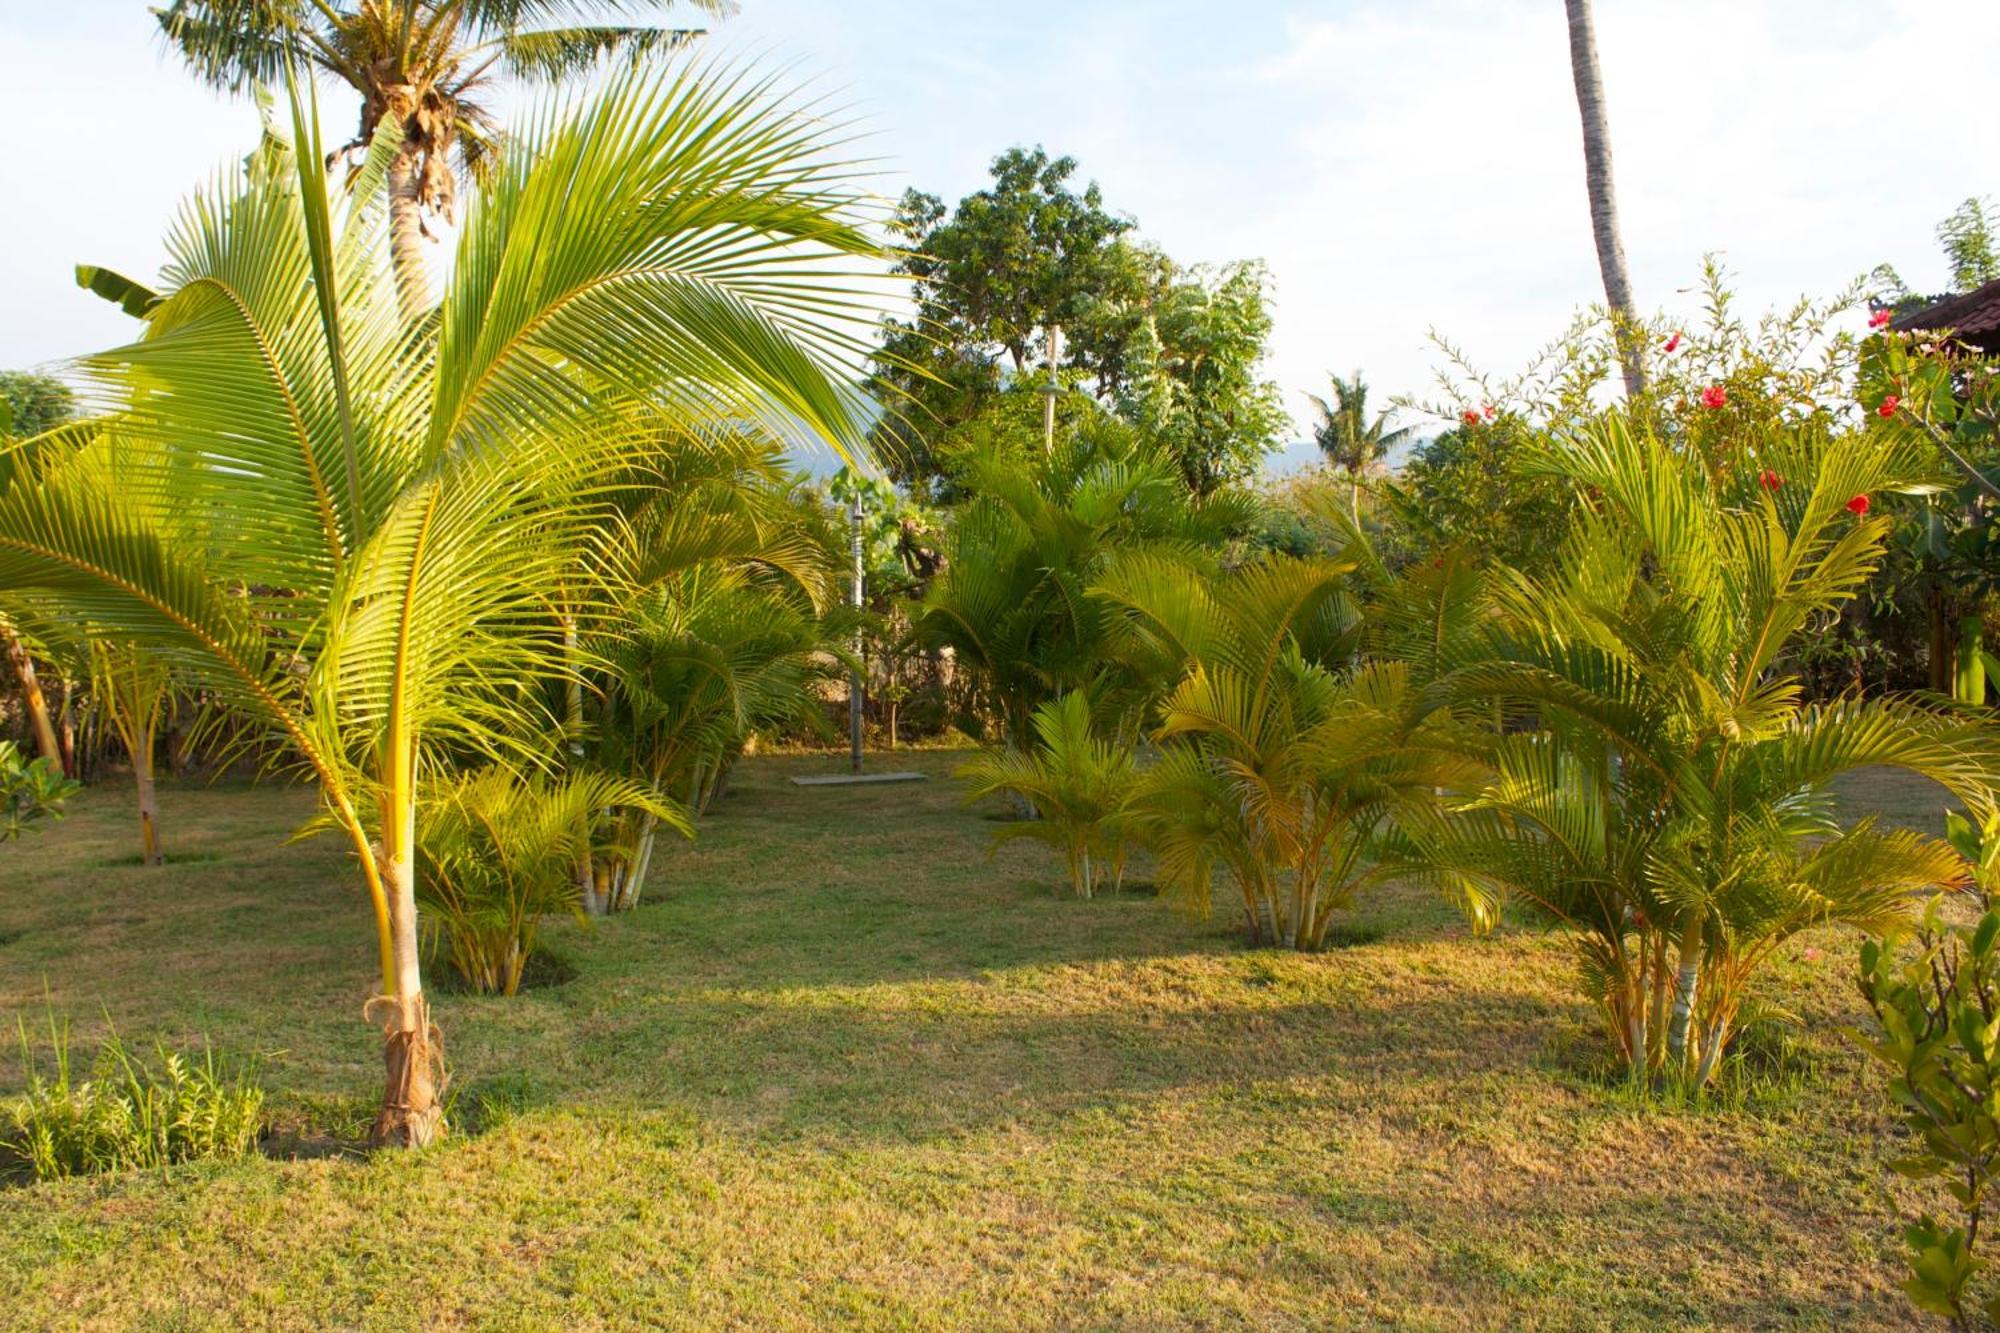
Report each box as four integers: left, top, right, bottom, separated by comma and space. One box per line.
2, 0, 1996, 461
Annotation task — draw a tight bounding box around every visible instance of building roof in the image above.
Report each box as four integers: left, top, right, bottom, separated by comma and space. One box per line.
1891, 276, 2000, 342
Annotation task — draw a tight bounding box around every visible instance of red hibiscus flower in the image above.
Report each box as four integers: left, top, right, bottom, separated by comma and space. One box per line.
1462, 408, 1481, 426
1699, 385, 1727, 409
1877, 394, 1900, 417
1869, 308, 1893, 329
1758, 469, 1782, 491
1846, 494, 1871, 516
1481, 403, 1497, 421
1663, 332, 1682, 353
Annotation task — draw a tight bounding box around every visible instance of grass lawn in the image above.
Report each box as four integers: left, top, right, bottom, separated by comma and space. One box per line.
0, 753, 1964, 1329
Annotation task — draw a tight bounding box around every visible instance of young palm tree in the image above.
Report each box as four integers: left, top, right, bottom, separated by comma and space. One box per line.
956, 691, 1137, 898
0, 64, 882, 1144
569, 431, 843, 912
416, 766, 675, 994
1096, 554, 1489, 949
1427, 416, 2000, 1084
1562, 0, 1645, 398
156, 0, 732, 315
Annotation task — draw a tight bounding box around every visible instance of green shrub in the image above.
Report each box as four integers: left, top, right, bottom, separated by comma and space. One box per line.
956, 691, 1137, 898
416, 767, 671, 994
1857, 811, 2000, 1330
0, 739, 79, 841
3, 1014, 264, 1181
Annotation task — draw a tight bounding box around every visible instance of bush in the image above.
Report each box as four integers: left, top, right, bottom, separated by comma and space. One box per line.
3, 1013, 264, 1181
0, 739, 79, 840
416, 767, 672, 994
1857, 812, 2000, 1329
956, 691, 1137, 897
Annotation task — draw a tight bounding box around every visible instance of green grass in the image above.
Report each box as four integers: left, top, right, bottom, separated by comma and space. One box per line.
0, 757, 1961, 1328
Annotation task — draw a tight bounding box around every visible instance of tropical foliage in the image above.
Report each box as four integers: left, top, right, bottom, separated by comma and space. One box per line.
415, 767, 675, 995
915, 425, 1253, 749
155, 0, 732, 313
955, 691, 1136, 898
1097, 554, 1487, 949
0, 739, 77, 840
0, 63, 883, 1144
1430, 417, 1998, 1084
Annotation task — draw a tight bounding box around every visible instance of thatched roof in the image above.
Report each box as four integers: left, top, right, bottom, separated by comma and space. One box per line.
1890, 276, 2000, 351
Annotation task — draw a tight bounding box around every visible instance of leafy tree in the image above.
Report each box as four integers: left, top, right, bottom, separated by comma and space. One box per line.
156, 0, 730, 314
0, 65, 883, 1145
1426, 416, 1998, 1086
1939, 197, 2000, 295
0, 371, 75, 440
871, 150, 1282, 499
1114, 260, 1286, 494
956, 691, 1137, 898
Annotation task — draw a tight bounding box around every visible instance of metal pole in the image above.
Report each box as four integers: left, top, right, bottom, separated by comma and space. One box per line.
849, 494, 865, 773
1042, 324, 1059, 454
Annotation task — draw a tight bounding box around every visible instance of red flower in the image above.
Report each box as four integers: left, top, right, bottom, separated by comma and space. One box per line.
1877, 394, 1900, 417
1462, 408, 1481, 426
1869, 308, 1893, 330
1699, 384, 1728, 409
1663, 332, 1682, 353
1481, 403, 1497, 421
1846, 494, 1871, 516
1758, 468, 1782, 491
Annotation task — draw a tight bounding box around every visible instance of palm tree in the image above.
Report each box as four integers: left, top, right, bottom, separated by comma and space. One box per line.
1095, 554, 1488, 949
1306, 371, 1412, 477
156, 0, 732, 316
1425, 416, 2000, 1085
1562, 0, 1645, 399
956, 691, 1137, 898
915, 425, 1254, 753
0, 64, 881, 1145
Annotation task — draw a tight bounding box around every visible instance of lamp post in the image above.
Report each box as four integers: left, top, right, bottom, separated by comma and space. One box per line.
849, 492, 865, 773
1041, 325, 1060, 454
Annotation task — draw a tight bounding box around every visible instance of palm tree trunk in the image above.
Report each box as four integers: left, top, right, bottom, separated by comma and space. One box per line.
134, 747, 163, 867
2, 619, 60, 768
1563, 0, 1646, 399
1665, 914, 1705, 1072
370, 753, 444, 1148
386, 149, 430, 323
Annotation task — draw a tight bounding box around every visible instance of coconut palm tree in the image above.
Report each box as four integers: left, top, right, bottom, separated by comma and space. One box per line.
1306, 371, 1413, 478
156, 0, 733, 316
1424, 416, 2000, 1085
1562, 0, 1645, 399
0, 63, 882, 1145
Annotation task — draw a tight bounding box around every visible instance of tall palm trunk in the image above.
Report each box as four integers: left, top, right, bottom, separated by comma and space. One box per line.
386, 148, 431, 323
1, 620, 60, 767
1563, 0, 1646, 399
